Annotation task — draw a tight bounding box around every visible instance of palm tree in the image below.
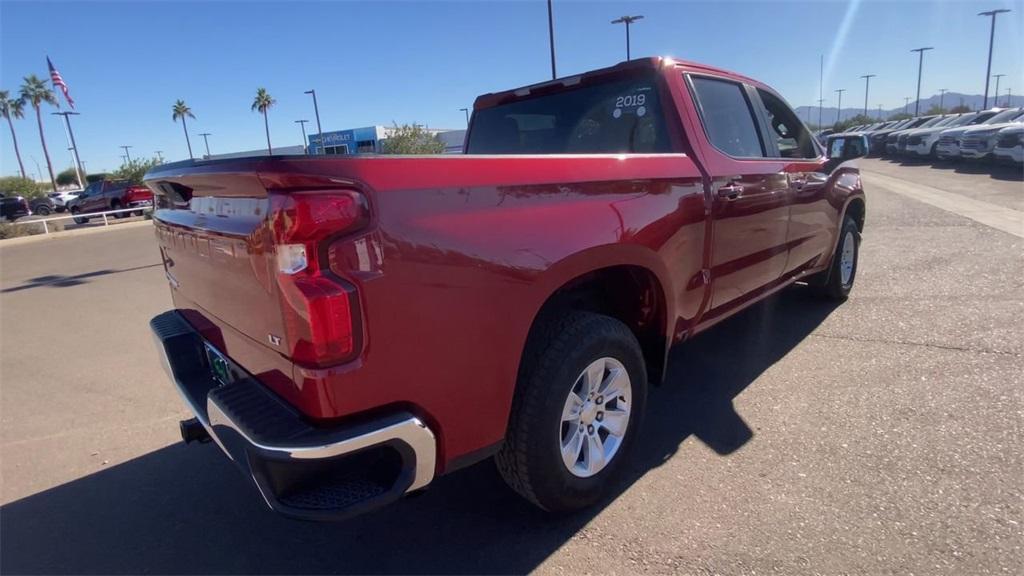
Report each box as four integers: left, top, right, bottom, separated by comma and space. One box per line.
251, 88, 275, 154
18, 75, 58, 191
0, 90, 27, 178
172, 99, 195, 159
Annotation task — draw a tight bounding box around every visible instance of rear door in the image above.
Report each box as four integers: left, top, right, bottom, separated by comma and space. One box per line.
752, 87, 831, 276
685, 74, 791, 315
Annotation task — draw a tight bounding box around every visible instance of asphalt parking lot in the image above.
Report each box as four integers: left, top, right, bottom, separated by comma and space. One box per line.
1, 158, 1021, 575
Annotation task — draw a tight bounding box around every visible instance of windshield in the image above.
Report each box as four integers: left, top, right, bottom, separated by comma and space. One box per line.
914, 116, 943, 128
983, 108, 1022, 124
929, 115, 959, 128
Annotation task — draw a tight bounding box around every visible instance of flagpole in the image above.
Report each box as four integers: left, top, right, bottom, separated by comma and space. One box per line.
52, 112, 85, 188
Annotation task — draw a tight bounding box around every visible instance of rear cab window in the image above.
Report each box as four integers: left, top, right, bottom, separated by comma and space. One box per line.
687, 76, 766, 158
466, 71, 673, 154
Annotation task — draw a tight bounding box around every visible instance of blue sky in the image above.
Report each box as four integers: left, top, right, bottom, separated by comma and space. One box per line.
2, 0, 1021, 175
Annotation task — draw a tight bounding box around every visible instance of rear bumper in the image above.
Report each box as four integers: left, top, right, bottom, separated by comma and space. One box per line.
150, 310, 436, 521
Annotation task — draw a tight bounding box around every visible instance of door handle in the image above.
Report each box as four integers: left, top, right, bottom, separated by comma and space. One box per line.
717, 183, 743, 200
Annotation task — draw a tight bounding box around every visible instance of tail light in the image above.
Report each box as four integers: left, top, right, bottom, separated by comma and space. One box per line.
270, 191, 369, 367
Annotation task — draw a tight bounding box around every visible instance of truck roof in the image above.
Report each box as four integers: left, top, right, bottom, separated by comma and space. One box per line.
473, 56, 759, 110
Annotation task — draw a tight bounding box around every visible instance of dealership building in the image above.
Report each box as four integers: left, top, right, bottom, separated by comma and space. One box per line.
308, 126, 465, 155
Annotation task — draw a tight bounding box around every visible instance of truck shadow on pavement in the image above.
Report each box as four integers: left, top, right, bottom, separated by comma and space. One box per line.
0, 288, 838, 575
0, 264, 163, 294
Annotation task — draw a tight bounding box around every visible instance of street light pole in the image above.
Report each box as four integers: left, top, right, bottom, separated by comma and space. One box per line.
459, 108, 470, 126
304, 90, 323, 154
295, 120, 310, 153
197, 132, 212, 157
978, 9, 1011, 109
992, 74, 1005, 107
877, 104, 883, 120
120, 145, 132, 163
835, 89, 846, 124
817, 98, 825, 128
861, 74, 876, 118
910, 47, 933, 117
904, 97, 911, 115
51, 111, 84, 187
155, 151, 164, 162
939, 88, 948, 111
610, 15, 644, 61
547, 0, 557, 79
1006, 87, 1012, 107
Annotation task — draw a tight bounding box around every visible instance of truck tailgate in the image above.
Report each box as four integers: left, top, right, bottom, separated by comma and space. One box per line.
150, 171, 284, 357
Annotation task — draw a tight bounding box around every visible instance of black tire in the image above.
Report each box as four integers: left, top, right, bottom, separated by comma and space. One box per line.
496, 311, 647, 512
809, 214, 860, 300
70, 207, 88, 225
111, 201, 127, 218
33, 204, 51, 216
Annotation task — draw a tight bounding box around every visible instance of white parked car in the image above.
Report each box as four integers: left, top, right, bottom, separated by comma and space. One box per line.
959, 108, 1024, 161
48, 189, 81, 211
993, 125, 1024, 165
903, 111, 996, 158
935, 108, 1018, 160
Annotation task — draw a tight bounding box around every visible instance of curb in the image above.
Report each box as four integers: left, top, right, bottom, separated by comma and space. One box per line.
0, 220, 154, 249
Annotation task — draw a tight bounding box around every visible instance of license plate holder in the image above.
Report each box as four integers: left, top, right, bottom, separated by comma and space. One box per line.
205, 343, 241, 387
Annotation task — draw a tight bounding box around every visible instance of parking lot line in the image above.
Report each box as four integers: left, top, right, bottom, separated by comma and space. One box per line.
861, 170, 1024, 238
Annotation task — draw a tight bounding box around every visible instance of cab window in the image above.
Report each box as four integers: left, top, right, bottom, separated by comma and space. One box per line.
757, 88, 818, 159
689, 76, 765, 158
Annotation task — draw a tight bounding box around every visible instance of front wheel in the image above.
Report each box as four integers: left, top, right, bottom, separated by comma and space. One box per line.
34, 205, 51, 216
810, 214, 860, 300
70, 208, 88, 225
496, 311, 647, 512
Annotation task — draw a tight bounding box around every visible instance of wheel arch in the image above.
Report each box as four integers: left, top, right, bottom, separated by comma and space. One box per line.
522, 245, 675, 388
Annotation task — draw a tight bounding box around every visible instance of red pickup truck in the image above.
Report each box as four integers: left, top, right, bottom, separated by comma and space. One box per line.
67, 179, 154, 223
148, 57, 866, 521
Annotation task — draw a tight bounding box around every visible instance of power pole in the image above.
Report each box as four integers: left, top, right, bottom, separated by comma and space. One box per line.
904, 97, 911, 115
911, 47, 933, 116
978, 9, 1011, 109
155, 151, 164, 162
877, 104, 883, 120
120, 145, 132, 163
611, 15, 644, 61
861, 74, 876, 117
547, 0, 557, 79
835, 89, 846, 124
939, 88, 948, 112
817, 98, 825, 128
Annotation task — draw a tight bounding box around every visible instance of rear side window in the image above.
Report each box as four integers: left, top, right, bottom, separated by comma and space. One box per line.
466, 74, 672, 154
690, 76, 765, 158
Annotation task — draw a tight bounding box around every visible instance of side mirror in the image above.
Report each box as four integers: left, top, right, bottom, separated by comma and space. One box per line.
826, 134, 868, 161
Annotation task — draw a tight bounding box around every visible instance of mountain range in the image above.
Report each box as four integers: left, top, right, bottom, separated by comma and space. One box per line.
795, 92, 1023, 126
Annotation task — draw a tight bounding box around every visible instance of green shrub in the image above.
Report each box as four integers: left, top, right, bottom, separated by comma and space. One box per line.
112, 158, 160, 185
0, 176, 46, 200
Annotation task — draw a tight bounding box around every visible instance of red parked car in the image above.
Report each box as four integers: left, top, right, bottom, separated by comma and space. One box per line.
147, 57, 866, 521
66, 179, 153, 223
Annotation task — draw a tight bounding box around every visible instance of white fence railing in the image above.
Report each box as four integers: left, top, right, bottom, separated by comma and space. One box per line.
12, 206, 154, 235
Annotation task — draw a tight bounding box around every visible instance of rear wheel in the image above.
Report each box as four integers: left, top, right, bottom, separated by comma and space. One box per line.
33, 204, 51, 216
111, 201, 127, 218
496, 311, 647, 512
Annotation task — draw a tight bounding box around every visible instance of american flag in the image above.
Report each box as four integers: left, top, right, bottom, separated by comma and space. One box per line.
47, 56, 74, 110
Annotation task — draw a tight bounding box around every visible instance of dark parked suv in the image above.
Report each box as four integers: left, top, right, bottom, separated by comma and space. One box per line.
0, 193, 31, 221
